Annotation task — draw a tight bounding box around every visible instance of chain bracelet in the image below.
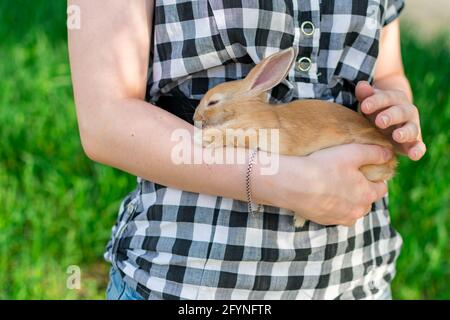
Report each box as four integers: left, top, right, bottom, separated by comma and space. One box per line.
246, 148, 262, 216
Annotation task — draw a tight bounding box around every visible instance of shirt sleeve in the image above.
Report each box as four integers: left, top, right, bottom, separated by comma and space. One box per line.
383, 0, 405, 26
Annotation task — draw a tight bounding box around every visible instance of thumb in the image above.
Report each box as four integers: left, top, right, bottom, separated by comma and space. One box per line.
346, 144, 393, 167
355, 81, 375, 103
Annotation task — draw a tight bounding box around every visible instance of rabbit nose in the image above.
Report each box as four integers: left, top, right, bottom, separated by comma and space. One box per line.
194, 112, 205, 124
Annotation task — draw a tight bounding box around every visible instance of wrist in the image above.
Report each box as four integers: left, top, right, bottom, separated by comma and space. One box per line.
250, 149, 285, 208
251, 153, 314, 210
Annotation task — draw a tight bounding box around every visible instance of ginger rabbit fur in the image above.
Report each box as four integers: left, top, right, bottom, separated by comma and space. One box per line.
193, 47, 397, 227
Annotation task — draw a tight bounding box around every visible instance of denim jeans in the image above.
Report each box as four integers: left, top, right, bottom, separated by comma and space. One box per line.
105, 266, 392, 300
106, 267, 145, 300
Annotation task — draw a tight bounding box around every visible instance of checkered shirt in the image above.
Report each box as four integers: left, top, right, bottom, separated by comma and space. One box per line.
105, 0, 405, 300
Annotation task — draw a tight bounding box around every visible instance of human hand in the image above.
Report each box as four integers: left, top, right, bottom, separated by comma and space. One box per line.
356, 81, 426, 161
263, 144, 393, 226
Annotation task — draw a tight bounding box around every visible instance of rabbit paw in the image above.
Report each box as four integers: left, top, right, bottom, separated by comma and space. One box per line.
293, 215, 307, 228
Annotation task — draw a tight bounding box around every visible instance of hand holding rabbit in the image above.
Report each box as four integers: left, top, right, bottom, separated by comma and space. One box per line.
257, 144, 392, 227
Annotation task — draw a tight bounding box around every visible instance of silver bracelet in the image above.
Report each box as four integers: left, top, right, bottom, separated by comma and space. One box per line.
246, 148, 262, 215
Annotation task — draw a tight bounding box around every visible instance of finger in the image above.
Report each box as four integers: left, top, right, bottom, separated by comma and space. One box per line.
347, 144, 393, 166
361, 90, 409, 115
355, 81, 375, 103
341, 219, 358, 227
393, 121, 420, 143
375, 104, 417, 129
407, 141, 427, 161
338, 216, 359, 227
368, 181, 388, 201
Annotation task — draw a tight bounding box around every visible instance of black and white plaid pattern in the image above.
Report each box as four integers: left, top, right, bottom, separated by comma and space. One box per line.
105, 0, 405, 300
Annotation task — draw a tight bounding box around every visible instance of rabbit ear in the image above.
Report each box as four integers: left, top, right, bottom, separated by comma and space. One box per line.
245, 47, 297, 94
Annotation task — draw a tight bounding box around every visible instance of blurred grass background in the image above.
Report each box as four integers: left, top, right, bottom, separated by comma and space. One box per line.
0, 1, 448, 299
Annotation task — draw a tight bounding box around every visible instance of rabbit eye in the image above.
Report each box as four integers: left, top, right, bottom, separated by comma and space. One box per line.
207, 100, 219, 107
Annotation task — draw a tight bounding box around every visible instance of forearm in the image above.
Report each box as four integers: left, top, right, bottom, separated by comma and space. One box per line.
67, 0, 283, 209
373, 19, 413, 102
79, 97, 279, 206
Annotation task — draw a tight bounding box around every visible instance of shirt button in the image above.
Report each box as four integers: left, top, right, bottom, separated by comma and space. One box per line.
126, 201, 137, 214
301, 21, 315, 36
296, 57, 312, 72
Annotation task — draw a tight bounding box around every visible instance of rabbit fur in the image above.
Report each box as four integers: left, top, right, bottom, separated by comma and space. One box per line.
193, 47, 397, 227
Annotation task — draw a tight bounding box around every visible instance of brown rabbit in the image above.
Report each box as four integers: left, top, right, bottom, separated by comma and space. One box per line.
193, 47, 397, 227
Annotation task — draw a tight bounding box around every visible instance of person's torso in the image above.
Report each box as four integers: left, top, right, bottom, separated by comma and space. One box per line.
105, 0, 404, 300
147, 0, 400, 109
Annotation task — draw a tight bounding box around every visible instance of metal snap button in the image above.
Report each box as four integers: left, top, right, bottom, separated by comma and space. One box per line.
301, 21, 315, 36
126, 201, 137, 214
297, 57, 312, 72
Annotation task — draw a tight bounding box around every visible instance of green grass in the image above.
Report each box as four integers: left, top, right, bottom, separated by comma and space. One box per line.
0, 1, 135, 299
0, 2, 448, 299
389, 28, 450, 299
